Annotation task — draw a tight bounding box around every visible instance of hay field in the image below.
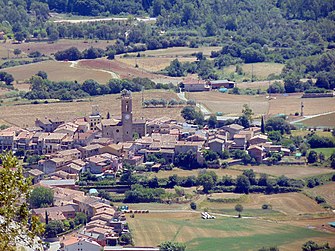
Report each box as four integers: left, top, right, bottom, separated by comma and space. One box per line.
116, 56, 196, 72
0, 90, 182, 127
268, 94, 335, 116
301, 112, 335, 127
187, 92, 269, 115
307, 183, 335, 207
138, 46, 221, 57
224, 63, 284, 80
5, 60, 113, 83
188, 92, 335, 116
237, 80, 282, 90
147, 168, 243, 179
128, 212, 334, 251
78, 58, 181, 84
232, 165, 335, 179
2, 39, 111, 56
200, 193, 326, 216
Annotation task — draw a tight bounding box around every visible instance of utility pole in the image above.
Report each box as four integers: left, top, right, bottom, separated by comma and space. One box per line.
301, 101, 304, 117
252, 64, 254, 81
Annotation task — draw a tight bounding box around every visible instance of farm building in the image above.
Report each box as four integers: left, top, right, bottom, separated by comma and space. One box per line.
209, 80, 236, 89
181, 78, 210, 92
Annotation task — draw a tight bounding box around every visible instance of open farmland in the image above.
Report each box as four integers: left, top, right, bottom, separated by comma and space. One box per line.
116, 56, 196, 72
232, 165, 335, 179
188, 92, 335, 116
4, 60, 113, 83
268, 94, 335, 116
0, 90, 182, 127
1, 39, 112, 56
201, 193, 327, 217
78, 58, 181, 84
128, 212, 334, 251
307, 183, 335, 208
300, 112, 335, 127
224, 62, 284, 81
187, 92, 269, 116
147, 168, 243, 179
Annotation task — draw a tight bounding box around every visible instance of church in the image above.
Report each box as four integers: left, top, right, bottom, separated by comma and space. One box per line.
99, 90, 146, 143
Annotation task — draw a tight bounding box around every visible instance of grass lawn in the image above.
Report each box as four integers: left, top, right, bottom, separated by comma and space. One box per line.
310, 148, 335, 159
128, 212, 334, 251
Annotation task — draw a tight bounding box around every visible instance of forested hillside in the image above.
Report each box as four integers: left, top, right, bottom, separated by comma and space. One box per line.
0, 0, 335, 89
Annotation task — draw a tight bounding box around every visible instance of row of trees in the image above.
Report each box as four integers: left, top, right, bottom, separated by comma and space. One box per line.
143, 98, 195, 107
24, 75, 174, 100
121, 167, 305, 195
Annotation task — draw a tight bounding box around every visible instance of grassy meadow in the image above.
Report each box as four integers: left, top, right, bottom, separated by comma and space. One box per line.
127, 212, 334, 251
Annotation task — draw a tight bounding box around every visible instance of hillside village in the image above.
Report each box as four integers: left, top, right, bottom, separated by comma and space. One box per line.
1, 1, 335, 250
1, 88, 330, 251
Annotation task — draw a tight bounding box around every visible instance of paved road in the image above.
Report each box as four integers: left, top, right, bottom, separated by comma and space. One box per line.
177, 91, 212, 115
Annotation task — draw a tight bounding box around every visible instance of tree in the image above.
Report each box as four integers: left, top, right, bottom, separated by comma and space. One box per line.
166, 59, 185, 77
44, 220, 64, 238
36, 71, 48, 80
190, 202, 197, 210
235, 175, 250, 194
265, 117, 291, 134
30, 186, 54, 208
330, 153, 335, 169
119, 233, 133, 245
242, 104, 254, 123
261, 115, 266, 134
0, 72, 14, 85
242, 169, 257, 185
74, 212, 87, 225
181, 106, 197, 121
82, 79, 100, 96
13, 49, 21, 57
268, 130, 282, 143
307, 150, 318, 164
302, 240, 330, 251
267, 81, 285, 93
284, 74, 301, 93
159, 241, 186, 251
197, 172, 216, 193
207, 115, 218, 128
235, 204, 244, 218
0, 152, 44, 251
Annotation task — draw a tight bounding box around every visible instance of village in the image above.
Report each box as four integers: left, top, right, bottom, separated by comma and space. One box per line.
1, 86, 324, 251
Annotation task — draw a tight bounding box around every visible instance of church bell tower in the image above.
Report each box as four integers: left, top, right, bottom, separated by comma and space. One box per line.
121, 90, 133, 141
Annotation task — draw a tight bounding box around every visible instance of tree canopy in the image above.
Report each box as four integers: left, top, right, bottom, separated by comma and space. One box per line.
0, 152, 44, 251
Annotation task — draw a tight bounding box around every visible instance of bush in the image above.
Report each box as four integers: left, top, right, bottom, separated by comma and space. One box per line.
262, 204, 271, 210
315, 196, 326, 204
190, 202, 197, 210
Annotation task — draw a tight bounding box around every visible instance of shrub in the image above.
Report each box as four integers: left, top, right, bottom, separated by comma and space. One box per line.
315, 196, 326, 204
262, 204, 271, 210
190, 202, 197, 210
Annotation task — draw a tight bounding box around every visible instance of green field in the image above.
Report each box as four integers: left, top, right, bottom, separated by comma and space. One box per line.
310, 148, 335, 159
128, 213, 334, 251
